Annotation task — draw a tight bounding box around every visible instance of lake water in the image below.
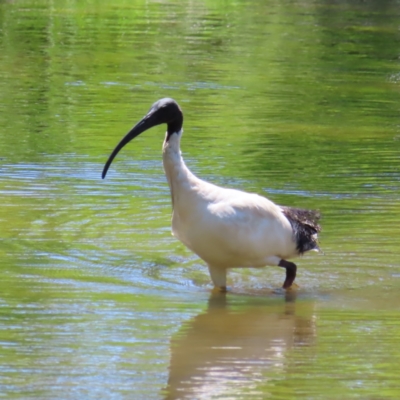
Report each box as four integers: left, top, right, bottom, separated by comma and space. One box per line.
1, 0, 400, 398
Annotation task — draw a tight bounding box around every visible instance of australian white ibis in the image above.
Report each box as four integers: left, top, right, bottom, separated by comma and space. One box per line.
102, 98, 321, 291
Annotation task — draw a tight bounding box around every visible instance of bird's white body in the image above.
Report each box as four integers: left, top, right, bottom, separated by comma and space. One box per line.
163, 130, 297, 287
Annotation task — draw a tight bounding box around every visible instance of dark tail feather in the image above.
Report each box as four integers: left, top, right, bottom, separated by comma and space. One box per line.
280, 206, 321, 254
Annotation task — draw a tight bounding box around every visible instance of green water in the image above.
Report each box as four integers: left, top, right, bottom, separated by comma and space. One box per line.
1, 0, 400, 398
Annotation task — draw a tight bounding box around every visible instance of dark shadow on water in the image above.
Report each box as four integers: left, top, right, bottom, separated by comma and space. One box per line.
163, 291, 316, 399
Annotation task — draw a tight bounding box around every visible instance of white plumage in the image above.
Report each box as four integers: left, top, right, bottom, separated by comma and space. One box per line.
102, 98, 321, 290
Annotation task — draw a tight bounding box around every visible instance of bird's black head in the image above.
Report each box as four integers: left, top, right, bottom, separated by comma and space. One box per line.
102, 98, 183, 179
147, 98, 183, 138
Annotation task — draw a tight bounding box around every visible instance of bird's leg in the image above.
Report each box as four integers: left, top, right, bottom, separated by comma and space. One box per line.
207, 265, 227, 292
278, 259, 297, 289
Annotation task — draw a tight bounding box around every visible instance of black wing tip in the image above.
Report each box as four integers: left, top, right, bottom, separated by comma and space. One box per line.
281, 206, 321, 230
280, 206, 322, 254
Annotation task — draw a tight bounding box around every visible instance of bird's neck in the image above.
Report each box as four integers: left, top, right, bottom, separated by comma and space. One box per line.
162, 131, 198, 207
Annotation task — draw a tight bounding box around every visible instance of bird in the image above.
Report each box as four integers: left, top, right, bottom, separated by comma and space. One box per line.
102, 98, 321, 291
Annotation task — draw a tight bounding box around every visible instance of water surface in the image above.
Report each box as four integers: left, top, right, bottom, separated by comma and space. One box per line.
1, 0, 400, 398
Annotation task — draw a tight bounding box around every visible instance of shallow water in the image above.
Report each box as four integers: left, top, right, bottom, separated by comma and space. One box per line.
1, 0, 400, 398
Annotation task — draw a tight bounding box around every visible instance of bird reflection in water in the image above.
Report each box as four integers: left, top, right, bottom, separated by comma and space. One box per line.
164, 292, 316, 399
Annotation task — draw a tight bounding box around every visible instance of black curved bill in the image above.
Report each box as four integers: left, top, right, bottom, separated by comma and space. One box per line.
102, 114, 159, 179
